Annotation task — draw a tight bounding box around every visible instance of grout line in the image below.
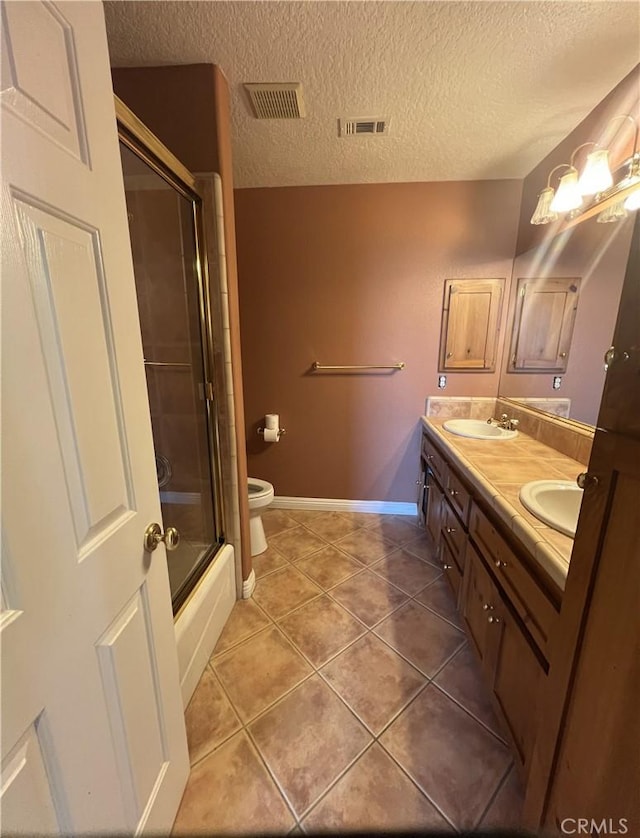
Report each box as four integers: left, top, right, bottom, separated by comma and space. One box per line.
473, 760, 517, 831
429, 679, 510, 746
243, 724, 301, 828
375, 736, 459, 834
295, 738, 378, 827
293, 735, 374, 824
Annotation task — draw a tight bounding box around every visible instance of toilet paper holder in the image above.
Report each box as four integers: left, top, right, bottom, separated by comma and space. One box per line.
257, 426, 286, 435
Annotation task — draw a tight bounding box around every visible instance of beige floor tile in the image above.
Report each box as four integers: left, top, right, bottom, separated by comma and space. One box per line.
370, 548, 441, 595
302, 511, 362, 540
278, 595, 366, 667
333, 528, 398, 565
479, 766, 524, 831
213, 625, 312, 722
285, 508, 330, 526
366, 516, 423, 545
269, 526, 328, 562
262, 508, 299, 537
185, 666, 241, 764
321, 634, 426, 734
296, 544, 363, 589
330, 569, 408, 627
433, 645, 505, 739
303, 744, 453, 833
248, 675, 371, 817
374, 600, 465, 676
338, 511, 388, 528
253, 545, 290, 579
253, 565, 323, 620
415, 574, 464, 628
212, 598, 271, 656
402, 532, 439, 564
172, 731, 294, 834
380, 685, 511, 830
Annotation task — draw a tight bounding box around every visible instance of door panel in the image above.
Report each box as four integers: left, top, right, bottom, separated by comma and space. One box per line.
1, 3, 188, 833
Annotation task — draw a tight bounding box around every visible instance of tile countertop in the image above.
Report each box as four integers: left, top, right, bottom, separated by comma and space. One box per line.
421, 416, 584, 593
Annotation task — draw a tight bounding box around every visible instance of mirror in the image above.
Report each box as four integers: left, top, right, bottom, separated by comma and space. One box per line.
498, 213, 634, 426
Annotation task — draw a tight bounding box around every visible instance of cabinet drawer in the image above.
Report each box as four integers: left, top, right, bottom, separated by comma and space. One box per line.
421, 434, 447, 487
469, 501, 557, 655
441, 500, 466, 573
441, 538, 462, 602
445, 467, 471, 524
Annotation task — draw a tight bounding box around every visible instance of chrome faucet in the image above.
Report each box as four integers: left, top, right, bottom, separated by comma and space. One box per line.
487, 413, 520, 431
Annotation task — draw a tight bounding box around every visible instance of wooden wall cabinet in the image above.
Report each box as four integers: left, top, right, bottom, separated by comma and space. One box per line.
509, 277, 581, 372
439, 278, 505, 371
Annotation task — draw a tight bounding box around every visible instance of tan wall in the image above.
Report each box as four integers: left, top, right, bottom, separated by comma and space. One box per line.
235, 179, 522, 502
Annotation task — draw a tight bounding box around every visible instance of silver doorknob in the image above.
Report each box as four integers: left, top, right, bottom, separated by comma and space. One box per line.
144, 523, 180, 553
576, 472, 599, 490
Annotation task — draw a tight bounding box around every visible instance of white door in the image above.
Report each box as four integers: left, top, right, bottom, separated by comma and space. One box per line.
1, 2, 189, 834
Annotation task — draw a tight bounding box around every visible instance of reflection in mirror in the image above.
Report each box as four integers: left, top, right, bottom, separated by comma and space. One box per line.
499, 213, 634, 426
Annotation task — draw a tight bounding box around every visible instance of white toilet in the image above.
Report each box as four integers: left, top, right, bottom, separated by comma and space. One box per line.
247, 478, 275, 556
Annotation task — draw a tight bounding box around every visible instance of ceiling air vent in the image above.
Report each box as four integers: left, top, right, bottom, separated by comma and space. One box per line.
244, 83, 306, 119
339, 117, 390, 137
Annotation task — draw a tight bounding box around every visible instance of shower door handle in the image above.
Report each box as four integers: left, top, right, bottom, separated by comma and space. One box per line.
144, 522, 181, 553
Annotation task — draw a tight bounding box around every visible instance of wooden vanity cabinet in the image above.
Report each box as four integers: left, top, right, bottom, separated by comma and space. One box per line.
420, 427, 559, 778
463, 542, 542, 774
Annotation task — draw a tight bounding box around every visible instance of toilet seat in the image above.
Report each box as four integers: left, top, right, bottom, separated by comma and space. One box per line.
247, 478, 274, 503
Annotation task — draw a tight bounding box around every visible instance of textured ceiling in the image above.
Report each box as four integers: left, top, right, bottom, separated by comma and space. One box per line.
104, 1, 640, 188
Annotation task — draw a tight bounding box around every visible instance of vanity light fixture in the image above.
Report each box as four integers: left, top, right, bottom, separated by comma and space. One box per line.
532, 113, 640, 225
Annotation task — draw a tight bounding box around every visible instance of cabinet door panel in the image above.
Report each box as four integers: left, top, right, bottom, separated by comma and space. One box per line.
441, 538, 462, 601
510, 277, 580, 372
462, 543, 498, 673
491, 602, 541, 774
426, 473, 444, 547
440, 278, 504, 371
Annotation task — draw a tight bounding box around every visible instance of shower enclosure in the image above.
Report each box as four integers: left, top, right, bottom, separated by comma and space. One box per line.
118, 112, 225, 614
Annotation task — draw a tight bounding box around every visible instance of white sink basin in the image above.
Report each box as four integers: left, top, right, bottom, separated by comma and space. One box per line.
443, 419, 518, 441
519, 480, 583, 538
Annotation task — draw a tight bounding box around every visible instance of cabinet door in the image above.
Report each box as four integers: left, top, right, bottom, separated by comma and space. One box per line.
540, 431, 640, 833
490, 602, 542, 775
441, 537, 463, 601
462, 542, 498, 673
509, 277, 580, 372
426, 472, 444, 547
440, 278, 504, 371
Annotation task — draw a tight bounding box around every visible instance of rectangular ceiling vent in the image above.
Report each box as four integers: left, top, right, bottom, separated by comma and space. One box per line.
244, 83, 306, 119
339, 118, 390, 137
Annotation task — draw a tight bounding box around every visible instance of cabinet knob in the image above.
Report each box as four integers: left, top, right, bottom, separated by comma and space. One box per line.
443, 564, 453, 570
446, 526, 456, 534
495, 559, 507, 569
482, 603, 494, 611
487, 615, 501, 624
449, 489, 458, 497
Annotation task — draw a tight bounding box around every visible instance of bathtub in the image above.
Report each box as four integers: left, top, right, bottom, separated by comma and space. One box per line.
174, 544, 236, 708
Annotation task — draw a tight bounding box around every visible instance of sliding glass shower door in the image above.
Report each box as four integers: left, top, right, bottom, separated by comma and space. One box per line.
119, 141, 224, 613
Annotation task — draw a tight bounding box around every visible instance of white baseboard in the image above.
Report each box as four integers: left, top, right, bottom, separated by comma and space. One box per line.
271, 496, 418, 516
242, 568, 256, 599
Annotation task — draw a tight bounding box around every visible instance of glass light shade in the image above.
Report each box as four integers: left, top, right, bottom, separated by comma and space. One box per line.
596, 201, 627, 223
550, 169, 583, 213
623, 186, 640, 211
578, 149, 613, 196
530, 187, 558, 225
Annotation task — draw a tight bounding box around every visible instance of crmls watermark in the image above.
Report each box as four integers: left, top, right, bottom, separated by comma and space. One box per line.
560, 819, 629, 835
